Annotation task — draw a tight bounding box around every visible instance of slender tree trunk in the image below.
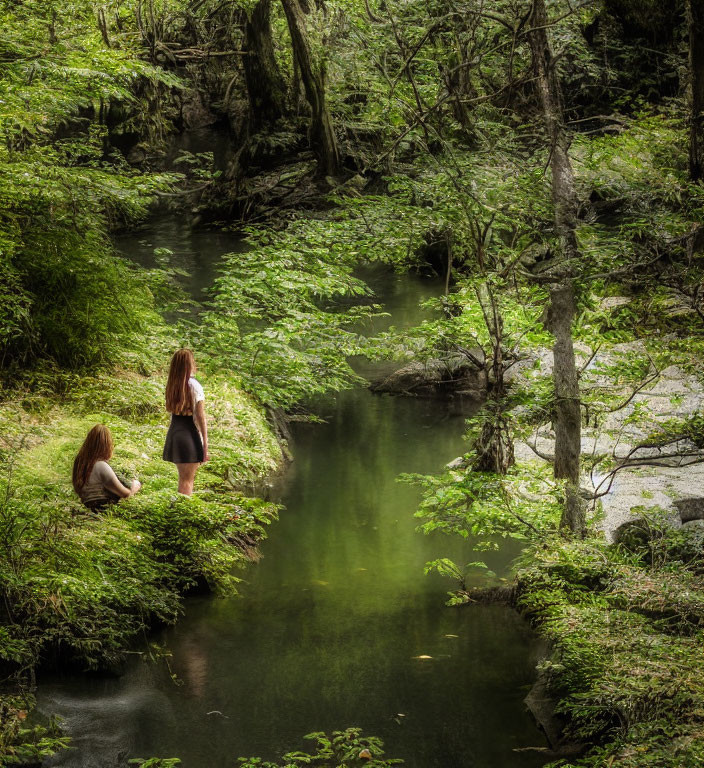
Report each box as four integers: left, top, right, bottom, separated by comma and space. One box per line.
243, 0, 288, 131
280, 0, 340, 177
473, 283, 514, 474
527, 0, 584, 536
97, 8, 111, 47
689, 0, 704, 182
49, 10, 58, 44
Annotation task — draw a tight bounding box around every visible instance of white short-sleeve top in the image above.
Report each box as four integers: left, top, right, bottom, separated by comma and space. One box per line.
189, 377, 205, 413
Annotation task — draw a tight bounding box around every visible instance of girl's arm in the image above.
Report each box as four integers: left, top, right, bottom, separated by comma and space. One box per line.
194, 400, 209, 462
103, 464, 141, 498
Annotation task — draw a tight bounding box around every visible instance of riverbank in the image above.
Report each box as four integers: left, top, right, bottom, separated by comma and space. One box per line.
439, 438, 704, 765
514, 531, 704, 767
0, 369, 283, 764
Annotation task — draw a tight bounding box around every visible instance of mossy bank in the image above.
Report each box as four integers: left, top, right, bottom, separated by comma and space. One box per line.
0, 370, 284, 764
513, 529, 704, 768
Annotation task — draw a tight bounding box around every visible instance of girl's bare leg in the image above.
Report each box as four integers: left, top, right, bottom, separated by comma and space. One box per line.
176, 462, 198, 495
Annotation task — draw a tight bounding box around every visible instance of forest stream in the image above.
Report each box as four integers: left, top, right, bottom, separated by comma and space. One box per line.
36, 216, 548, 768
5, 3, 704, 765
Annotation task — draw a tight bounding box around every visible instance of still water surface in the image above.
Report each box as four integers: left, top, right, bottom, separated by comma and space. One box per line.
39, 220, 547, 768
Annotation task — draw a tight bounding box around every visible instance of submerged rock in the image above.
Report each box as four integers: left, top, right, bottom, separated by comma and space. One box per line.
524, 671, 586, 759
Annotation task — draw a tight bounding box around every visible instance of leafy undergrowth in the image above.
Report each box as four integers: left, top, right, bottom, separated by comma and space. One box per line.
237, 729, 402, 768
0, 370, 283, 764
129, 728, 402, 768
515, 527, 704, 768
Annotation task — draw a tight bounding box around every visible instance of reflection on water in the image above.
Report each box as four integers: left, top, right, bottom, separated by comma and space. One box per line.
38, 228, 547, 768
116, 217, 247, 307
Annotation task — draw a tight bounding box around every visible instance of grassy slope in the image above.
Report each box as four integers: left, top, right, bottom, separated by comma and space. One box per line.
0, 370, 283, 763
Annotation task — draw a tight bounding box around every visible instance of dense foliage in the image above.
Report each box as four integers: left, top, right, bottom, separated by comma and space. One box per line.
516, 522, 704, 767
0, 0, 185, 373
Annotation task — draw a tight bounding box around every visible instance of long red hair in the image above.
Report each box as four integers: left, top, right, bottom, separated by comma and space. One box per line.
72, 424, 113, 492
165, 348, 195, 415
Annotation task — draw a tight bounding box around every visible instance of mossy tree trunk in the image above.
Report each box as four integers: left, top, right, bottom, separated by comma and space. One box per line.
280, 0, 340, 177
689, 0, 704, 182
243, 0, 288, 131
228, 0, 288, 183
527, 0, 585, 537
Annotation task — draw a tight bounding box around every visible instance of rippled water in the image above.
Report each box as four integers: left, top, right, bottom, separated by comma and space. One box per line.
38, 220, 547, 768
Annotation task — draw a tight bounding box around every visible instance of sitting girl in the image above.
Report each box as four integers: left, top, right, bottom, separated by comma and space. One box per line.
72, 424, 141, 510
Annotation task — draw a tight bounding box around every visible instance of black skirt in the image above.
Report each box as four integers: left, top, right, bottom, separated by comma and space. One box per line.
163, 414, 204, 464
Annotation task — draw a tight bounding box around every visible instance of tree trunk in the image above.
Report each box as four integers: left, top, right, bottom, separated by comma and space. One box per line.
280, 0, 340, 177
527, 0, 585, 536
549, 285, 584, 534
97, 8, 111, 47
227, 0, 288, 184
243, 0, 288, 131
473, 282, 514, 474
689, 0, 704, 182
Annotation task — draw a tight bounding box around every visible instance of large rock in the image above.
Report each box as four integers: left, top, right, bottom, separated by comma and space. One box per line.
370, 355, 486, 398
677, 499, 704, 523
513, 342, 704, 542
524, 671, 586, 758
592, 357, 704, 540
180, 89, 217, 130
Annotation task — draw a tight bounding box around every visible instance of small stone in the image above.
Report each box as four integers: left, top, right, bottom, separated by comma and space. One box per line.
599, 296, 631, 310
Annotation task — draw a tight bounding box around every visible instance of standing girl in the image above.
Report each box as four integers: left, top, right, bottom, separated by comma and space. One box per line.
163, 348, 209, 495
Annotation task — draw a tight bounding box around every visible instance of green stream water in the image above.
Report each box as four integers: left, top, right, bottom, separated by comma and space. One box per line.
38, 217, 547, 768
